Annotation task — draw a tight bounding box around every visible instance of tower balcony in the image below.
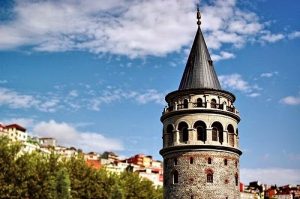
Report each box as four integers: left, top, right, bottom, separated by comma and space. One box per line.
162, 102, 240, 116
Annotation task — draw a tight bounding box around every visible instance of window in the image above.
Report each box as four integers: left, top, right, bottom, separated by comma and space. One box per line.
212, 127, 218, 141
173, 170, 179, 184
194, 121, 207, 142
212, 122, 223, 143
183, 128, 188, 142
183, 99, 188, 108
197, 98, 203, 107
190, 157, 194, 164
224, 159, 228, 166
174, 158, 177, 165
235, 174, 239, 186
235, 160, 238, 168
208, 157, 212, 164
207, 173, 213, 183
197, 126, 205, 141
227, 124, 235, 147
211, 99, 217, 108
178, 122, 189, 142
166, 125, 174, 146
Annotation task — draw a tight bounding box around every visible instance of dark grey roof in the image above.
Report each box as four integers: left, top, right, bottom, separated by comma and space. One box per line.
178, 27, 222, 90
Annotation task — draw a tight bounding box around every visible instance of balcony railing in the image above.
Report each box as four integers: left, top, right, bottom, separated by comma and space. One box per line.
163, 103, 238, 115
226, 106, 235, 112
192, 102, 207, 108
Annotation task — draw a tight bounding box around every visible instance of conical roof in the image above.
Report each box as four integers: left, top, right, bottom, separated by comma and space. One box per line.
178, 26, 221, 90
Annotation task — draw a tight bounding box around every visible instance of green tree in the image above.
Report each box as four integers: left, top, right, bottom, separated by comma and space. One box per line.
56, 168, 71, 199
0, 136, 22, 197
118, 171, 163, 199
0, 137, 163, 199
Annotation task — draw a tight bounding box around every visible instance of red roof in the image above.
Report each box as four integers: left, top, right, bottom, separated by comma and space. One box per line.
86, 160, 101, 169
5, 124, 26, 132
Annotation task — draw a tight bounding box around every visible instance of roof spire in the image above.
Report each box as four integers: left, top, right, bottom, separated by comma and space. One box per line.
197, 4, 201, 26
178, 6, 222, 91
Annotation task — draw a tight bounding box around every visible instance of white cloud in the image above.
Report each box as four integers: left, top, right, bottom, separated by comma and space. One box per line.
0, 86, 165, 112
89, 88, 165, 111
0, 87, 40, 109
211, 51, 235, 61
33, 120, 123, 152
260, 31, 285, 43
219, 74, 250, 92
288, 31, 300, 39
1, 118, 35, 128
0, 87, 62, 112
241, 168, 300, 186
0, 0, 196, 58
280, 95, 300, 105
0, 0, 291, 58
68, 90, 78, 97
218, 74, 261, 97
135, 89, 165, 105
247, 92, 260, 98
38, 98, 60, 112
260, 71, 278, 78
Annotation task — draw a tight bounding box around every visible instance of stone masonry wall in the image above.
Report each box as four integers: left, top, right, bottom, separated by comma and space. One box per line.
163, 150, 240, 199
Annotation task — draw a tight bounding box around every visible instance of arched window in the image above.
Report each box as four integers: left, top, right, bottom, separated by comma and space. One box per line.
208, 157, 212, 164
224, 159, 228, 166
212, 122, 223, 143
190, 157, 194, 164
174, 158, 177, 165
235, 174, 239, 186
183, 99, 188, 108
197, 98, 203, 107
212, 127, 218, 141
182, 128, 188, 142
197, 126, 205, 141
194, 121, 207, 142
178, 122, 189, 142
236, 128, 239, 136
173, 170, 179, 184
166, 124, 174, 146
227, 124, 235, 147
211, 98, 217, 108
207, 173, 213, 183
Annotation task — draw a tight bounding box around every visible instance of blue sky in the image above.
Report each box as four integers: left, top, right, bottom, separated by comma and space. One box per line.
0, 0, 300, 185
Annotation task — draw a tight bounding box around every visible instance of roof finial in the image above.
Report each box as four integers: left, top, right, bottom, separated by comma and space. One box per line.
197, 4, 201, 26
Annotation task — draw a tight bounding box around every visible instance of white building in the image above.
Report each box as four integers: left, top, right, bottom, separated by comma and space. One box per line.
0, 124, 28, 142
55, 146, 78, 158
39, 137, 57, 147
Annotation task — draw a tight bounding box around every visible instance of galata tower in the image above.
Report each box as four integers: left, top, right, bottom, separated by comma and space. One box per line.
160, 8, 242, 199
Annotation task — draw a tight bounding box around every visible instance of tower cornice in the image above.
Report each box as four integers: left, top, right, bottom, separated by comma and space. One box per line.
160, 107, 240, 123
160, 144, 242, 156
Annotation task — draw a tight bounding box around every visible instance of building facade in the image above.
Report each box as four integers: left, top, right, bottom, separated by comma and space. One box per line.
0, 123, 28, 142
160, 9, 242, 199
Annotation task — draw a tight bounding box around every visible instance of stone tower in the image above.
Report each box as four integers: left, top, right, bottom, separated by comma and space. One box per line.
160, 8, 242, 199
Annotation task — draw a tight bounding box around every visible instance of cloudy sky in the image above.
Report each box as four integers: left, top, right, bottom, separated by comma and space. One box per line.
1, 0, 299, 185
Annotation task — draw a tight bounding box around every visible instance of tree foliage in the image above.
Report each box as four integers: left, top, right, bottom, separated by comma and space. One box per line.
0, 137, 163, 199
